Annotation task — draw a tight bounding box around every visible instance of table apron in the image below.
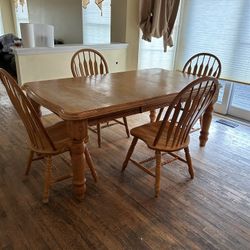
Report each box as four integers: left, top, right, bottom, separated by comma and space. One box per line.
87, 102, 169, 125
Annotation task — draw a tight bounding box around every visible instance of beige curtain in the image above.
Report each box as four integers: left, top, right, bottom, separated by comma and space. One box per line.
82, 0, 89, 9
139, 0, 180, 52
13, 0, 26, 8
82, 0, 104, 13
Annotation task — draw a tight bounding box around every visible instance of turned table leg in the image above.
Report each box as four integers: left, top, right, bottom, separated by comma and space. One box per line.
70, 141, 86, 200
67, 120, 88, 201
199, 103, 213, 147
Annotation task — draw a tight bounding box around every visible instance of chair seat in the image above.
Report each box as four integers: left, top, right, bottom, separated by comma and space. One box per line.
131, 121, 190, 152
45, 121, 72, 154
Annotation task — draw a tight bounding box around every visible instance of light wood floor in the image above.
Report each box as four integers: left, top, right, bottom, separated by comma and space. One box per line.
0, 85, 250, 249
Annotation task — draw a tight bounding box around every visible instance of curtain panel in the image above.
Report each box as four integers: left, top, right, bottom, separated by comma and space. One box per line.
13, 0, 26, 8
82, 0, 104, 13
139, 0, 180, 52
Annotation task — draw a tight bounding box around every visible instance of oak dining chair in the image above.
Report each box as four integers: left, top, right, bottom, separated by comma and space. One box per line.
0, 68, 97, 203
156, 52, 222, 132
122, 76, 219, 197
183, 52, 221, 78
71, 48, 130, 147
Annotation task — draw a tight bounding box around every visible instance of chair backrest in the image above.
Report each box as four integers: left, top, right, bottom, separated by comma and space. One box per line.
0, 68, 56, 153
182, 52, 222, 78
154, 76, 219, 148
71, 48, 109, 77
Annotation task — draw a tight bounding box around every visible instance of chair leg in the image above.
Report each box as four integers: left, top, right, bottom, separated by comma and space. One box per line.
25, 150, 34, 175
199, 116, 203, 128
122, 137, 138, 171
97, 123, 101, 148
123, 117, 130, 138
184, 147, 194, 179
85, 147, 98, 182
155, 150, 162, 197
43, 156, 52, 203
190, 117, 202, 133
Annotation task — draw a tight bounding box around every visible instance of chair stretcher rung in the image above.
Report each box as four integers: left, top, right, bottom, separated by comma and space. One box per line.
168, 152, 187, 163
130, 158, 156, 177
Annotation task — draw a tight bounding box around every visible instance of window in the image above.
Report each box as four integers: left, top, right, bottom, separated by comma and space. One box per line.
175, 0, 250, 121
82, 0, 111, 44
138, 35, 177, 70
231, 83, 250, 110
15, 3, 29, 37
175, 0, 250, 83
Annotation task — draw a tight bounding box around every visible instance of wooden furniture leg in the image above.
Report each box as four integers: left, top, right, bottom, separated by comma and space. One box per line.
199, 103, 213, 147
67, 120, 88, 201
70, 141, 86, 200
149, 109, 156, 123
155, 150, 161, 197
85, 147, 98, 182
123, 117, 130, 138
25, 150, 34, 175
122, 137, 138, 171
97, 123, 101, 148
43, 156, 52, 203
184, 147, 194, 178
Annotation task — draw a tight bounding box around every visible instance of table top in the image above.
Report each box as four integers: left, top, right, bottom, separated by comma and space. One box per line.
23, 68, 197, 120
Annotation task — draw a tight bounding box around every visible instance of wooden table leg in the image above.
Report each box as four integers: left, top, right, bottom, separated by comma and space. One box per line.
149, 109, 156, 123
199, 103, 213, 147
67, 120, 88, 201
70, 141, 86, 200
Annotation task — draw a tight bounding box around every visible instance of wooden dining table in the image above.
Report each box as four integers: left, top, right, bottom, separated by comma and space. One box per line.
23, 68, 216, 200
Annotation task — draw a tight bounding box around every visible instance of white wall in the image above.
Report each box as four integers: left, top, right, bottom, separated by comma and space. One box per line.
111, 0, 139, 70
27, 0, 83, 44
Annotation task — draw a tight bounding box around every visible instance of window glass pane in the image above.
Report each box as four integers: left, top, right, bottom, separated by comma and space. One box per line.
217, 80, 226, 104
16, 3, 29, 37
139, 36, 176, 70
231, 83, 250, 111
82, 0, 111, 44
